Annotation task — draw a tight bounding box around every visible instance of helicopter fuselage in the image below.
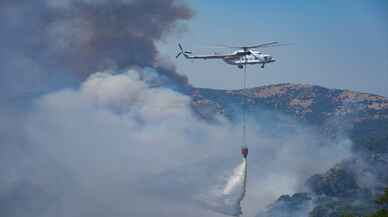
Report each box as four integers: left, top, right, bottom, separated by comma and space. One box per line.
176, 43, 277, 69
223, 50, 275, 67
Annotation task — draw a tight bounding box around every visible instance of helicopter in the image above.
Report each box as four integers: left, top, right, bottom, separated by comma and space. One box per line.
176, 42, 281, 69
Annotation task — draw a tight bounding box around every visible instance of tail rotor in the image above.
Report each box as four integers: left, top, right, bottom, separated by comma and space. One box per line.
176, 43, 192, 59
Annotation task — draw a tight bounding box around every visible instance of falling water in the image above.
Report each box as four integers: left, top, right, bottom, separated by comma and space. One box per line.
199, 158, 248, 216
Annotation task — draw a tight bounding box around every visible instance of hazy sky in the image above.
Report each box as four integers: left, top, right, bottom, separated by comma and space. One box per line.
159, 0, 388, 96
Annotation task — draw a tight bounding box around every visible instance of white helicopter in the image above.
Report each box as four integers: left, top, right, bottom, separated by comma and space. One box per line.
176, 42, 281, 69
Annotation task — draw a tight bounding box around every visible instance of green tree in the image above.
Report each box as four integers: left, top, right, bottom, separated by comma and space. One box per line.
375, 188, 388, 205
369, 188, 388, 217
341, 188, 388, 217
368, 209, 388, 217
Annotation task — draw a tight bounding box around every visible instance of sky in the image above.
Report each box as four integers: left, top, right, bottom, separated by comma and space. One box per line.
159, 0, 388, 96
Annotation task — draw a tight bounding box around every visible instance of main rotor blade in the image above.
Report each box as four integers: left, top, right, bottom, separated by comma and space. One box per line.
176, 52, 182, 59
200, 45, 232, 49
214, 42, 292, 50
213, 44, 240, 49
178, 43, 183, 51
253, 42, 294, 49
247, 42, 279, 49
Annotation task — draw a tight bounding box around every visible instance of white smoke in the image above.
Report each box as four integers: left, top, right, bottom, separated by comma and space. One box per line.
0, 68, 352, 217
21, 68, 240, 217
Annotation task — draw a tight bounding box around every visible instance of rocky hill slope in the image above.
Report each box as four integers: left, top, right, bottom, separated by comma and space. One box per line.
189, 83, 388, 217
191, 83, 388, 148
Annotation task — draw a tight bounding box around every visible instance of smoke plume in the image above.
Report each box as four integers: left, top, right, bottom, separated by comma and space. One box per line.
0, 68, 353, 217
0, 0, 191, 99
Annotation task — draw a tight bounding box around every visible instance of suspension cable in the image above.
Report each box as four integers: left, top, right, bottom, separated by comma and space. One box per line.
242, 60, 247, 146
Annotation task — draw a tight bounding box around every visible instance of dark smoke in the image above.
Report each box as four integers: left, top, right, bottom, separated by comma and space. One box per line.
0, 0, 191, 99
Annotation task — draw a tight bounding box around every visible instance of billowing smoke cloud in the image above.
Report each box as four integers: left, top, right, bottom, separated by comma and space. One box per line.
0, 68, 353, 217
0, 0, 191, 99
0, 69, 229, 217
